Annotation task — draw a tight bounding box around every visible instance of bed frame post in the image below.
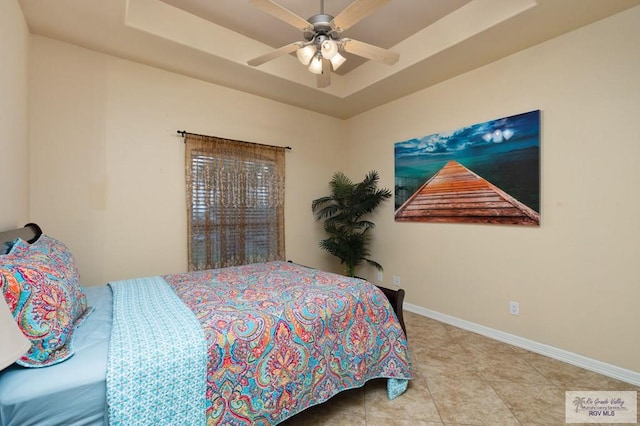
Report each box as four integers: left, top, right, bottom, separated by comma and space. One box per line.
375, 286, 406, 338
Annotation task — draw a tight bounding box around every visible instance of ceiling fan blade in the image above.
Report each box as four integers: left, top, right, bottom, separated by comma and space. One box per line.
341, 38, 399, 66
317, 59, 331, 88
331, 0, 390, 31
247, 42, 302, 67
250, 0, 312, 31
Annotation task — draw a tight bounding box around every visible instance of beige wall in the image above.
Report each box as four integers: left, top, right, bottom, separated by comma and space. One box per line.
346, 7, 640, 373
22, 3, 640, 377
0, 0, 29, 229
28, 36, 346, 285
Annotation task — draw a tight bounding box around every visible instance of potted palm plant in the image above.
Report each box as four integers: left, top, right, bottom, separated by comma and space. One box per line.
311, 170, 392, 277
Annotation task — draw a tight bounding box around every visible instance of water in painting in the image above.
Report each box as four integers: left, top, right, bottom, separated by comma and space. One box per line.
394, 110, 540, 214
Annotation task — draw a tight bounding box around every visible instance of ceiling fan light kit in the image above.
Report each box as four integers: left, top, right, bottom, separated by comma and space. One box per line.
296, 45, 316, 65
308, 55, 324, 74
248, 0, 399, 88
320, 39, 338, 59
329, 52, 346, 70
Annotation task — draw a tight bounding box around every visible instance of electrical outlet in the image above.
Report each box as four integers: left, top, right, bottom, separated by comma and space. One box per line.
377, 271, 383, 282
509, 301, 520, 316
392, 276, 401, 287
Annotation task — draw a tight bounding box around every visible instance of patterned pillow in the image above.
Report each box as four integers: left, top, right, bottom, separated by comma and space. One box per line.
5, 237, 29, 255
0, 235, 93, 367
14, 235, 88, 308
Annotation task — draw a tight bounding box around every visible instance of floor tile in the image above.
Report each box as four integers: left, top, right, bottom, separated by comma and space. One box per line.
473, 351, 550, 384
413, 345, 484, 380
427, 375, 519, 425
523, 352, 640, 391
364, 377, 442, 423
490, 381, 568, 425
366, 418, 443, 426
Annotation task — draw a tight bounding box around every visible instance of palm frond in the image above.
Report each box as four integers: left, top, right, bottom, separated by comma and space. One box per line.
311, 170, 391, 277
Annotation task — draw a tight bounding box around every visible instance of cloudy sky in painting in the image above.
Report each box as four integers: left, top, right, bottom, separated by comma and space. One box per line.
395, 110, 540, 158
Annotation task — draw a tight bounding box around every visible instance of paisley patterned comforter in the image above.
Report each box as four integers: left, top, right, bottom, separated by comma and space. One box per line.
158, 261, 412, 424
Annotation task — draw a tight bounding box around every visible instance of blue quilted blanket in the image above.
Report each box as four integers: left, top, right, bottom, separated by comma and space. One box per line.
106, 277, 207, 426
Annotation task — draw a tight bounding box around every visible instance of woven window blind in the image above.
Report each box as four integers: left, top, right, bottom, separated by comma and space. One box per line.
185, 134, 286, 271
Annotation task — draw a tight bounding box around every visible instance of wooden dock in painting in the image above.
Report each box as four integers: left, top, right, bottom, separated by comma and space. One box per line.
395, 160, 540, 225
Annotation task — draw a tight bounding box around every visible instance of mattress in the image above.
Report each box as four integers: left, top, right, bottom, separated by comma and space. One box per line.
0, 286, 112, 426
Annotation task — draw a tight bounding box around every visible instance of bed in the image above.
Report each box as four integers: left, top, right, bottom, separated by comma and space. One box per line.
0, 224, 412, 425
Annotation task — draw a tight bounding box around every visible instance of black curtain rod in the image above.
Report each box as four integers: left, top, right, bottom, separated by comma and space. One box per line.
177, 130, 292, 150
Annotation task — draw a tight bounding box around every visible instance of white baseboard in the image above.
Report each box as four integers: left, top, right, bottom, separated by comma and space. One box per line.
404, 302, 640, 387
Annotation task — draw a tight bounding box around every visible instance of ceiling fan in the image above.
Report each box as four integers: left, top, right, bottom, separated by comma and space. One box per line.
247, 0, 400, 88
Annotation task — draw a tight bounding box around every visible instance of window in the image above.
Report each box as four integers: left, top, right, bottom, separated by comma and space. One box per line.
185, 134, 286, 271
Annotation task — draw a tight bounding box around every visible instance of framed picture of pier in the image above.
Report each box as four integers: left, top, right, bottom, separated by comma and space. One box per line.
394, 110, 540, 226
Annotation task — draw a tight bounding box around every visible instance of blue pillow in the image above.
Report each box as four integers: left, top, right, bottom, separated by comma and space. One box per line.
1, 238, 20, 255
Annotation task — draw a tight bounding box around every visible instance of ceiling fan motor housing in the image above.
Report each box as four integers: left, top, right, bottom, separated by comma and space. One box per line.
304, 14, 340, 42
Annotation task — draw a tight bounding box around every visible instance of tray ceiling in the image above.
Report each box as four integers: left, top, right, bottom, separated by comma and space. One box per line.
19, 0, 640, 118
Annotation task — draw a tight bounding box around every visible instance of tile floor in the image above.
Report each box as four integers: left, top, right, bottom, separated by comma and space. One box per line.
281, 311, 639, 425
